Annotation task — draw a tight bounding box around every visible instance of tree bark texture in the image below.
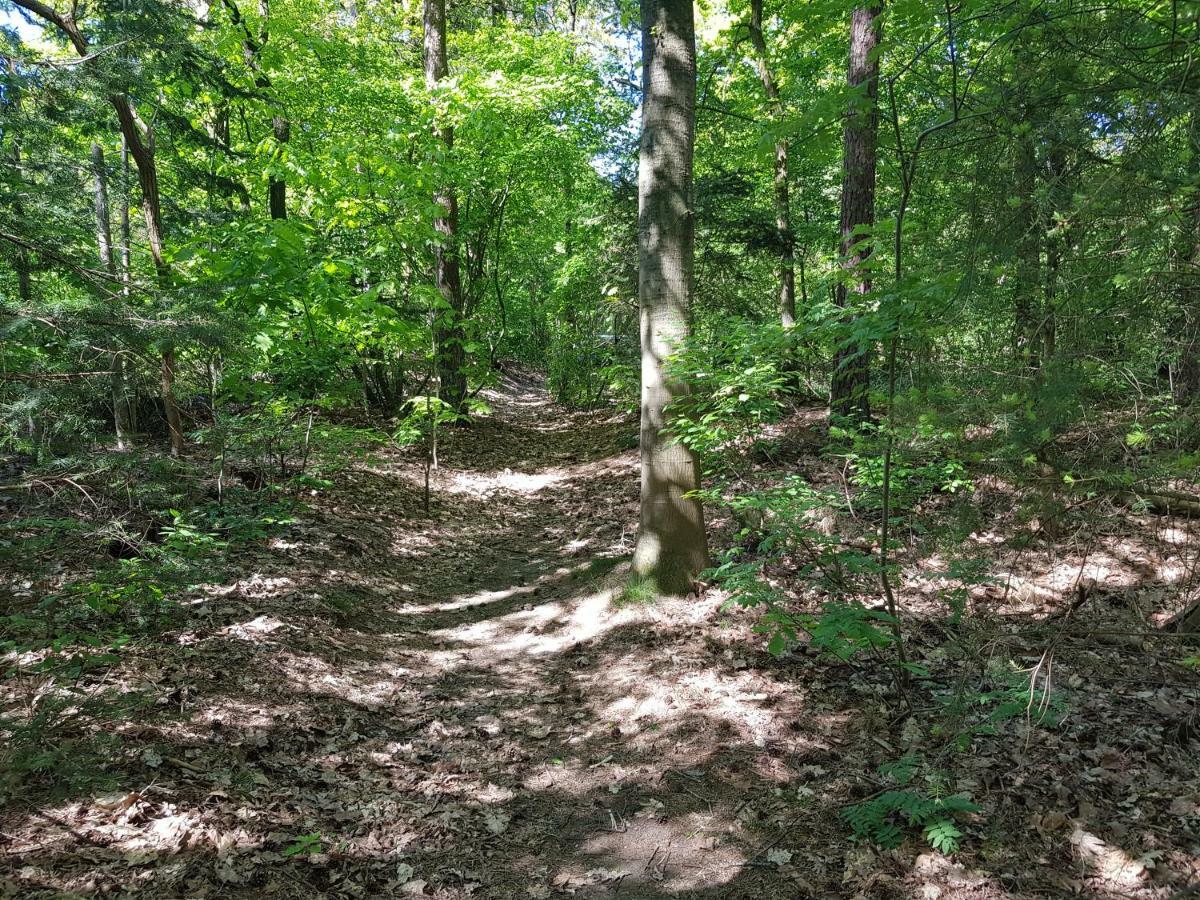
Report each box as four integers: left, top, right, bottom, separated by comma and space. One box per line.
424, 0, 468, 411
830, 2, 880, 422
631, 0, 709, 594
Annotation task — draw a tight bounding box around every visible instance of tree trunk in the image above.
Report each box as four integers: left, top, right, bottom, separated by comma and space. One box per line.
1013, 128, 1040, 368
120, 136, 138, 436
424, 0, 468, 411
162, 347, 185, 456
830, 2, 881, 423
91, 144, 115, 274
91, 143, 134, 448
269, 115, 290, 220
5, 56, 33, 305
9, 2, 185, 455
223, 0, 289, 219
631, 0, 708, 595
1041, 143, 1068, 367
747, 0, 795, 328
120, 136, 132, 291
1173, 108, 1200, 405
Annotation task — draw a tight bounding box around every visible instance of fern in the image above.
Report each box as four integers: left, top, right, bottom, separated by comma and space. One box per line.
842, 759, 980, 853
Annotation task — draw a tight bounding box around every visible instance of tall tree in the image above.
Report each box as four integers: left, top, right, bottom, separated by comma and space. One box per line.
1173, 105, 1200, 404
423, 0, 467, 410
830, 1, 881, 422
1012, 124, 1040, 368
219, 0, 289, 219
10, 0, 184, 455
631, 0, 708, 594
746, 0, 795, 328
4, 55, 33, 305
90, 143, 133, 448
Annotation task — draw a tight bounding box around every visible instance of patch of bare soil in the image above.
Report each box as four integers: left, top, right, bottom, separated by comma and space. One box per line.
2, 377, 1199, 899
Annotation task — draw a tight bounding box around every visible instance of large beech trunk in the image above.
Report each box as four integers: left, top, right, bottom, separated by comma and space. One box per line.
830, 2, 881, 423
630, 0, 708, 594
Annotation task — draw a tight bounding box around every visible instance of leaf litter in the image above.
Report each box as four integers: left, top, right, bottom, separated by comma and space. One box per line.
0, 373, 1198, 898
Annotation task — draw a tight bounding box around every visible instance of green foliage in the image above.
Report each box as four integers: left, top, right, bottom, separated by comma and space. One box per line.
667, 318, 792, 473
932, 662, 1067, 749
616, 575, 660, 607
392, 395, 467, 447
842, 761, 980, 853
282, 833, 325, 858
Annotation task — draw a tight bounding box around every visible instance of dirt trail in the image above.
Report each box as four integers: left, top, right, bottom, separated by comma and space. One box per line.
3, 375, 817, 898
8, 377, 1199, 899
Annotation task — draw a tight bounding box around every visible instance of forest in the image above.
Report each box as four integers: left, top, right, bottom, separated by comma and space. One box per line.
1, 0, 1199, 895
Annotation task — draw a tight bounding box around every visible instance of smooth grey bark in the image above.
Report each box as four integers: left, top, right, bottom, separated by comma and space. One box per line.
424, 0, 468, 411
830, 2, 881, 423
91, 143, 134, 449
747, 0, 795, 328
631, 0, 708, 594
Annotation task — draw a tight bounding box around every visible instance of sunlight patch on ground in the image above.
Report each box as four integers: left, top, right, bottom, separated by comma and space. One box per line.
594, 662, 789, 750
433, 585, 624, 657
443, 467, 566, 497
909, 850, 1019, 898
278, 651, 413, 708
395, 584, 530, 616
218, 615, 288, 641
568, 815, 746, 894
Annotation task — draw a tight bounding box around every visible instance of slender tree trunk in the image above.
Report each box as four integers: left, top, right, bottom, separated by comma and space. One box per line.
162, 347, 184, 455
830, 2, 881, 423
1174, 108, 1200, 404
631, 0, 708, 594
1040, 143, 1067, 368
91, 143, 134, 449
424, 0, 468, 411
120, 136, 132, 292
1013, 127, 1040, 369
269, 115, 290, 220
5, 56, 33, 304
747, 0, 795, 328
221, 0, 289, 218
91, 144, 115, 274
114, 100, 185, 455
119, 136, 138, 436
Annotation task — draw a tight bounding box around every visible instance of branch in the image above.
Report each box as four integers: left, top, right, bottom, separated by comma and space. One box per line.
0, 40, 131, 69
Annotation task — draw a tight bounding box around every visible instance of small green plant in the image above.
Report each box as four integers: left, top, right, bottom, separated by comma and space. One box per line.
843, 758, 979, 853
665, 317, 792, 475
616, 575, 658, 606
392, 395, 463, 447
933, 662, 1067, 748
282, 832, 324, 857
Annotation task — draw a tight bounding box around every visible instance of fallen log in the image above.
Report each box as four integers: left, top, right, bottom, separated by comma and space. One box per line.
1117, 486, 1200, 518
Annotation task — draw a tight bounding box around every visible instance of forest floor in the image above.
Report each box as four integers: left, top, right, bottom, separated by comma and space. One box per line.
2, 373, 1200, 899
